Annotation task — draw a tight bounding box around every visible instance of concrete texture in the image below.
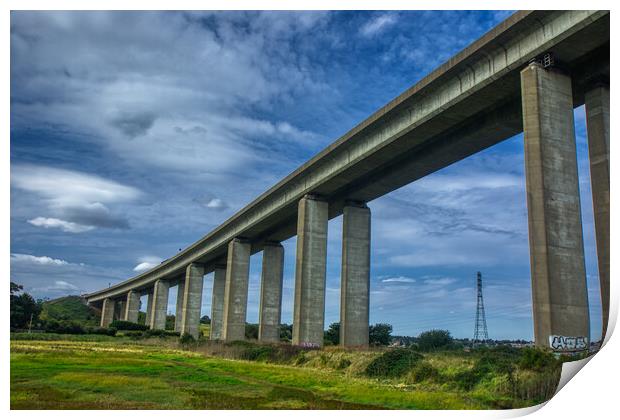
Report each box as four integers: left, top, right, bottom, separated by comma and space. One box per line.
150, 279, 170, 330
174, 281, 185, 332
222, 239, 251, 342
85, 11, 608, 306
521, 63, 590, 348
210, 265, 226, 340
293, 195, 328, 347
180, 263, 205, 338
258, 243, 284, 343
340, 203, 371, 348
100, 298, 115, 327
585, 85, 610, 340
118, 300, 127, 321
145, 290, 154, 327
125, 291, 140, 323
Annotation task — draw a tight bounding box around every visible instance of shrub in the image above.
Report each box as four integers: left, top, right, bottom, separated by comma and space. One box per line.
365, 348, 424, 378
143, 329, 179, 338
519, 347, 559, 372
44, 320, 85, 334
417, 329, 453, 352
110, 320, 149, 331
337, 358, 352, 370
123, 330, 144, 338
369, 323, 392, 346
179, 333, 196, 346
85, 326, 117, 336
409, 362, 440, 382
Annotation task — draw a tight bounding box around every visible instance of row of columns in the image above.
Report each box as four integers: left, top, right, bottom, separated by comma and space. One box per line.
100, 61, 608, 350
99, 197, 371, 348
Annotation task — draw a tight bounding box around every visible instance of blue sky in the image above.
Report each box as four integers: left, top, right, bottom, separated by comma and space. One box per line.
10, 10, 602, 340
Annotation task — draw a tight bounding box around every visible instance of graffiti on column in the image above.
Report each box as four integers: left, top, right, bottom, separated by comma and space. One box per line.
549, 335, 588, 351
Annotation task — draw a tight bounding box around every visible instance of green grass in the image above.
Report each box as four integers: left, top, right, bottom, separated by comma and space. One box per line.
10, 338, 560, 409
39, 295, 99, 326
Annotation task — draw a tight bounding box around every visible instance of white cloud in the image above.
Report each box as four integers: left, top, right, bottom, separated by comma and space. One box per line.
381, 276, 416, 284
205, 198, 227, 210
423, 277, 457, 286
133, 256, 163, 272
13, 164, 141, 232
360, 13, 399, 37
11, 253, 70, 266
34, 280, 80, 293
28, 217, 94, 233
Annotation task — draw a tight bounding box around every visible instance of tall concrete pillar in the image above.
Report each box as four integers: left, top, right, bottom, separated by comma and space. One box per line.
340, 202, 371, 348
258, 243, 284, 343
520, 62, 590, 350
585, 85, 610, 341
149, 279, 170, 330
118, 300, 127, 321
210, 265, 227, 340
222, 239, 251, 342
292, 194, 328, 347
145, 290, 154, 326
174, 280, 185, 332
125, 290, 140, 323
100, 297, 115, 327
180, 263, 205, 338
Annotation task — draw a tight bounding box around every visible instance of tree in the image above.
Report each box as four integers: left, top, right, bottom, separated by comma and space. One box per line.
245, 323, 258, 340
324, 322, 340, 345
417, 329, 453, 351
369, 323, 393, 346
200, 315, 211, 324
10, 282, 42, 329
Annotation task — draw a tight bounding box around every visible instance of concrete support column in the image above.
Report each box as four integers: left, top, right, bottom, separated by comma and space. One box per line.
180, 263, 205, 338
125, 290, 140, 323
222, 239, 252, 342
145, 290, 154, 327
149, 279, 170, 330
340, 202, 371, 348
174, 280, 185, 332
585, 85, 610, 341
100, 297, 115, 327
258, 243, 284, 343
210, 265, 227, 340
292, 194, 328, 347
118, 300, 127, 321
520, 62, 590, 350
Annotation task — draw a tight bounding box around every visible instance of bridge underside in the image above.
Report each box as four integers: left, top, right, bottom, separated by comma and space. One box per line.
87, 11, 609, 351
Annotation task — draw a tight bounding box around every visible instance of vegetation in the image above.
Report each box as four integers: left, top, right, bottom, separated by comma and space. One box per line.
416, 329, 454, 351
110, 320, 149, 331
10, 282, 43, 330
10, 336, 562, 409
39, 295, 99, 326
369, 323, 392, 345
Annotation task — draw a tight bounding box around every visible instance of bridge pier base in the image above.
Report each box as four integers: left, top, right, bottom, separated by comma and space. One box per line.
174, 280, 185, 332
180, 263, 205, 338
100, 297, 115, 327
585, 85, 610, 341
258, 243, 284, 343
293, 195, 328, 347
150, 279, 170, 330
125, 290, 140, 323
521, 62, 590, 350
340, 202, 370, 348
210, 265, 226, 340
222, 239, 251, 342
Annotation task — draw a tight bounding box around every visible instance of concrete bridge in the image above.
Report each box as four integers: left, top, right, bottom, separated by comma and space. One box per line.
85, 10, 610, 350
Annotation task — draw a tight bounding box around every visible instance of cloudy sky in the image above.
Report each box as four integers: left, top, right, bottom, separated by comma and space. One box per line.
10, 10, 602, 340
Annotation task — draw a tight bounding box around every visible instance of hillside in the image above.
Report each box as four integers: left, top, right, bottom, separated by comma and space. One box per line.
40, 295, 100, 326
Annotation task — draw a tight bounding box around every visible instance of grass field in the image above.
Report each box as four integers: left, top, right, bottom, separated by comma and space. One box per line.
10, 336, 560, 410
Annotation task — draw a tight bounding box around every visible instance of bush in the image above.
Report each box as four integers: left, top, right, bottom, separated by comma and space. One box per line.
369, 323, 392, 346
44, 319, 85, 334
409, 362, 440, 382
417, 329, 453, 352
87, 327, 117, 336
365, 348, 424, 378
179, 333, 196, 346
143, 329, 179, 338
110, 320, 148, 331
122, 330, 144, 338
519, 347, 559, 372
